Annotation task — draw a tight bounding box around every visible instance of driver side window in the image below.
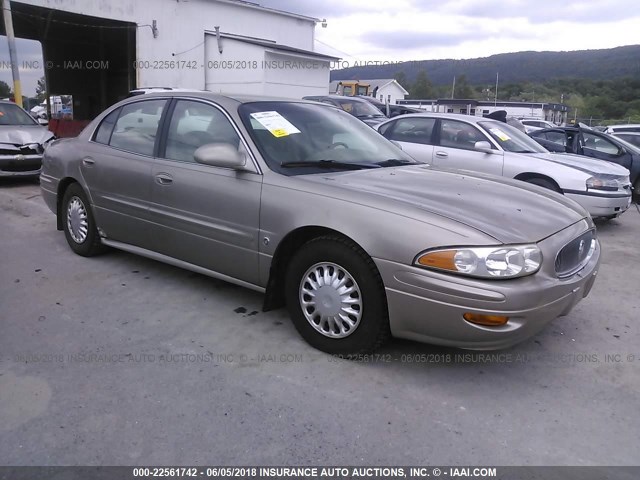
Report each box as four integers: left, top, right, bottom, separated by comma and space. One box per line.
439, 120, 486, 151
164, 100, 240, 163
582, 132, 620, 156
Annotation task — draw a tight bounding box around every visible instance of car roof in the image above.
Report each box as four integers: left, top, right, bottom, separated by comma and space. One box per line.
606, 124, 640, 129
116, 91, 330, 111
382, 112, 500, 124
303, 95, 373, 103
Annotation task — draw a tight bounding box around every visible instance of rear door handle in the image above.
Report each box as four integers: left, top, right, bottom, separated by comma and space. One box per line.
435, 151, 448, 158
155, 173, 173, 185
82, 157, 95, 166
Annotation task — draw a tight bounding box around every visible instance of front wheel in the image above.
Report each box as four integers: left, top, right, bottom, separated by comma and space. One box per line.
61, 183, 105, 257
285, 235, 390, 356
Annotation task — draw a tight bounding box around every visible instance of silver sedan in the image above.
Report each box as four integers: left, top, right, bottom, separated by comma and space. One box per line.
40, 92, 600, 355
377, 113, 632, 219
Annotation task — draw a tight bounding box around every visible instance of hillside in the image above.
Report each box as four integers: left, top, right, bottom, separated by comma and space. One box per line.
330, 45, 640, 85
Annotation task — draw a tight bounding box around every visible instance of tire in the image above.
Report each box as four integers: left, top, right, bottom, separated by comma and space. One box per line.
524, 177, 561, 193
61, 183, 104, 257
284, 235, 390, 356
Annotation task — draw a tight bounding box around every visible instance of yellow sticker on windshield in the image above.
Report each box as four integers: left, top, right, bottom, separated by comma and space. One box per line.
250, 111, 301, 138
490, 128, 511, 142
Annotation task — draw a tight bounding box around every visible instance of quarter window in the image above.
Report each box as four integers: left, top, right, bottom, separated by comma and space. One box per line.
94, 108, 120, 144
164, 100, 240, 163
109, 100, 167, 156
386, 117, 436, 145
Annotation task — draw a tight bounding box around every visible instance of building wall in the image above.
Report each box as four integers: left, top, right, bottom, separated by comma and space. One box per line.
376, 83, 406, 105
204, 38, 330, 97
17, 0, 317, 90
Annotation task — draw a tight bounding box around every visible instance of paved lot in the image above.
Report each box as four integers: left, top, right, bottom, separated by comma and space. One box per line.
1, 178, 639, 466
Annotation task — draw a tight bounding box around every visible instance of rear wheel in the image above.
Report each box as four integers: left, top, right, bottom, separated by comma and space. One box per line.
285, 235, 390, 356
61, 183, 104, 257
524, 177, 561, 193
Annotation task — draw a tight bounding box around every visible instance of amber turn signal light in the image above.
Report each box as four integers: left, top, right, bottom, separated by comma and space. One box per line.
463, 313, 509, 326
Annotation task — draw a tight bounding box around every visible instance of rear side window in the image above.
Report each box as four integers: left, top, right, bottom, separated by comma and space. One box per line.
387, 117, 436, 145
109, 100, 167, 156
94, 108, 120, 144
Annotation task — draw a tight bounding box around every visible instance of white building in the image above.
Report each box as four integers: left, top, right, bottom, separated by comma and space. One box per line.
398, 99, 569, 125
4, 0, 337, 118
361, 79, 409, 105
329, 78, 409, 104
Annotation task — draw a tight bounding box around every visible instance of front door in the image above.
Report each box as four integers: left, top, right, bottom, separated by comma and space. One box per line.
432, 118, 504, 176
149, 99, 262, 286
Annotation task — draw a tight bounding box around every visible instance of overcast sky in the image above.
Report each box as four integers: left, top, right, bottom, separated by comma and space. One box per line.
262, 0, 640, 63
1, 0, 639, 96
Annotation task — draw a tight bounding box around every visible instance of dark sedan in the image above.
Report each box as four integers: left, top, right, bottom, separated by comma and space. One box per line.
302, 95, 387, 126
357, 96, 423, 118
530, 126, 640, 198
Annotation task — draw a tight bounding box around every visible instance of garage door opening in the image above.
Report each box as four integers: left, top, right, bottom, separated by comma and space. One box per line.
0, 2, 136, 120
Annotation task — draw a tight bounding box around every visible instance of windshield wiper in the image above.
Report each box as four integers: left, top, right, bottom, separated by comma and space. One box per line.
375, 158, 422, 167
280, 160, 380, 170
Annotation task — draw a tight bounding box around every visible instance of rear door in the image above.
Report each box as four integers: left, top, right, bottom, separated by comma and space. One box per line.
81, 98, 168, 248
380, 116, 436, 162
148, 99, 263, 285
432, 118, 504, 176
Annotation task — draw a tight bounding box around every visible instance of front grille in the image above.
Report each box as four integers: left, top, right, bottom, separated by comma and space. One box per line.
555, 230, 596, 278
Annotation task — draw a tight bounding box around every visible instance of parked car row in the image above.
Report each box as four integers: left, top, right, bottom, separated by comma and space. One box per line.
39, 92, 607, 356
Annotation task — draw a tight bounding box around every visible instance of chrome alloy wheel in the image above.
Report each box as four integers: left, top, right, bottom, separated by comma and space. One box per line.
299, 262, 363, 338
66, 196, 89, 244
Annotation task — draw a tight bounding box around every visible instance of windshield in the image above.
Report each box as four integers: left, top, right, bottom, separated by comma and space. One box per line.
479, 120, 548, 153
0, 103, 37, 126
238, 102, 418, 175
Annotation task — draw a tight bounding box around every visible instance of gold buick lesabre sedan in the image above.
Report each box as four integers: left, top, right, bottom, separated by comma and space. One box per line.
40, 92, 600, 355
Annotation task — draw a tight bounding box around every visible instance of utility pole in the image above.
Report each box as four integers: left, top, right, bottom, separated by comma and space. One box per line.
494, 72, 499, 106
451, 76, 456, 99
2, 0, 23, 107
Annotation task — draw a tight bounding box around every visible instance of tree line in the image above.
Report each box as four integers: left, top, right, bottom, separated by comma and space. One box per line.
395, 71, 640, 124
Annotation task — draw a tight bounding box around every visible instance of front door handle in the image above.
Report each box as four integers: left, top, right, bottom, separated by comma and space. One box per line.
82, 157, 95, 166
435, 151, 448, 158
155, 173, 173, 185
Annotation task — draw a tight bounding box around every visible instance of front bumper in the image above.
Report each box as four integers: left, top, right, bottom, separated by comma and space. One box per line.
376, 219, 600, 350
0, 154, 43, 177
565, 191, 631, 218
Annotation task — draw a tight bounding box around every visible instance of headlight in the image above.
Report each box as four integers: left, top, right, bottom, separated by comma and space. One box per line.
415, 245, 542, 279
586, 176, 619, 192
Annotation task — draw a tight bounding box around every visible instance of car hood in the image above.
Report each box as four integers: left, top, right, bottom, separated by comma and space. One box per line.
523, 152, 630, 176
302, 165, 587, 244
0, 125, 54, 146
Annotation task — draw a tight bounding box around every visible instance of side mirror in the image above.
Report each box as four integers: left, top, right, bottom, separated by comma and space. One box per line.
474, 141, 494, 154
37, 118, 49, 126
194, 143, 248, 170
